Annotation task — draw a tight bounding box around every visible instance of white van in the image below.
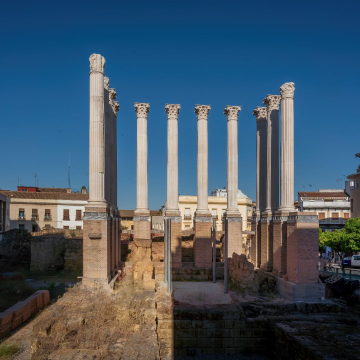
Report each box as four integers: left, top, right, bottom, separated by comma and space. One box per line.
351, 255, 360, 268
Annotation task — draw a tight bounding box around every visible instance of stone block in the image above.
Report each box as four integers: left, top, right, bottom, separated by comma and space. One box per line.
260, 219, 273, 272
222, 338, 234, 348
194, 220, 212, 267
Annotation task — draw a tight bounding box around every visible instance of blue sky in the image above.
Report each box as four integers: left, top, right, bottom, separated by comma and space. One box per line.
1, 0, 359, 210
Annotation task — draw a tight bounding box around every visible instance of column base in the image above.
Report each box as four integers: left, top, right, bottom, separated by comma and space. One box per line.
165, 214, 182, 267
223, 213, 243, 258
194, 216, 212, 267
272, 211, 289, 277
134, 214, 151, 241
260, 214, 273, 272
277, 278, 325, 301
82, 210, 118, 290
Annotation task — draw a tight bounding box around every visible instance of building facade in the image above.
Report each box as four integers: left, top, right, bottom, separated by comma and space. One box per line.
0, 187, 88, 232
178, 188, 253, 231
347, 153, 360, 218
298, 189, 350, 231
0, 192, 10, 232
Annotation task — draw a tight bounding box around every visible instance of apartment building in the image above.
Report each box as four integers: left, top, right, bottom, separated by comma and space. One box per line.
298, 189, 350, 231
0, 192, 10, 232
178, 188, 253, 232
0, 186, 88, 232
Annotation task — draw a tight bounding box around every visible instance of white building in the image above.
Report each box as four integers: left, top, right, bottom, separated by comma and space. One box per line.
298, 189, 350, 231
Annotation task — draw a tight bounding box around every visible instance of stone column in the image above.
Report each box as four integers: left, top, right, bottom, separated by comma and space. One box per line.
194, 105, 212, 267
251, 107, 267, 268
83, 54, 114, 290
252, 107, 267, 213
88, 53, 106, 207
263, 95, 281, 211
134, 103, 151, 241
224, 106, 243, 257
279, 82, 295, 212
165, 104, 182, 267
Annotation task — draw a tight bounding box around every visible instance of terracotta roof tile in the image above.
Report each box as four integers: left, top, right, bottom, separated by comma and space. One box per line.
0, 190, 88, 201
298, 191, 348, 199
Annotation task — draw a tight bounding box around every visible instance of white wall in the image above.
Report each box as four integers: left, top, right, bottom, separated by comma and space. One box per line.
57, 200, 87, 230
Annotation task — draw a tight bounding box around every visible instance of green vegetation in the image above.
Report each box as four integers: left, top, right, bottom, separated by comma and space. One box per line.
0, 344, 20, 358
319, 217, 360, 257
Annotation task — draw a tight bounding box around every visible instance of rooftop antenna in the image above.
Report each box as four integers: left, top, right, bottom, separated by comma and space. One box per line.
18, 177, 21, 187
34, 173, 38, 187
336, 178, 342, 189
68, 149, 71, 189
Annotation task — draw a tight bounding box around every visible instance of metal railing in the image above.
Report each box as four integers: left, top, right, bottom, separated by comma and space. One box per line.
44, 216, 52, 221
31, 215, 39, 220
17, 216, 26, 220
184, 215, 192, 220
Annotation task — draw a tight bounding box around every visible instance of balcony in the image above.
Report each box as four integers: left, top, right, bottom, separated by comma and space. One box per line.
31, 215, 39, 221
63, 217, 70, 221
17, 216, 26, 220
212, 215, 218, 219
44, 215, 52, 221
184, 215, 192, 220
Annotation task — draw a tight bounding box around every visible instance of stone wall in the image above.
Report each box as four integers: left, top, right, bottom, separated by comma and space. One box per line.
228, 253, 255, 292
31, 234, 83, 272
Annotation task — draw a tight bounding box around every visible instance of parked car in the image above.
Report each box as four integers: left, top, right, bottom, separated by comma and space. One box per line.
351, 255, 360, 268
342, 257, 352, 267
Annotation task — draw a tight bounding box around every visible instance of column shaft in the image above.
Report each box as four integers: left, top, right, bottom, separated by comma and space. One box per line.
88, 54, 106, 206
279, 83, 295, 211
135, 103, 150, 214
165, 104, 180, 213
195, 105, 211, 215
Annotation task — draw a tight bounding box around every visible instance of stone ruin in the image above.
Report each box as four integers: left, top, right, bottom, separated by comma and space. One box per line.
82, 53, 324, 302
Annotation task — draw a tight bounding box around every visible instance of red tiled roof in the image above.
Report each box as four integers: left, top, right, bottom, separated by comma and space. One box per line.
0, 190, 88, 201
119, 210, 135, 217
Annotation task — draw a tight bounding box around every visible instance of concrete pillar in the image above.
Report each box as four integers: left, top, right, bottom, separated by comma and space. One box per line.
165, 104, 182, 267
88, 53, 106, 207
134, 103, 151, 240
224, 106, 242, 257
252, 107, 267, 213
279, 82, 295, 211
263, 95, 281, 211
194, 105, 212, 267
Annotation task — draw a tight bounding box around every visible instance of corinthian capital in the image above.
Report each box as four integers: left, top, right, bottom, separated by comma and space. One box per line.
104, 76, 110, 90
195, 105, 211, 121
224, 105, 242, 121
134, 103, 150, 118
165, 104, 181, 119
263, 95, 281, 111
109, 88, 119, 115
280, 82, 295, 99
252, 107, 267, 121
89, 53, 106, 74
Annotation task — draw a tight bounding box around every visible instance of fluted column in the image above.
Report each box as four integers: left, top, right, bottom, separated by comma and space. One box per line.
279, 83, 295, 211
263, 95, 281, 211
224, 106, 242, 214
165, 104, 181, 216
195, 105, 211, 216
134, 103, 150, 215
88, 53, 106, 207
252, 107, 267, 213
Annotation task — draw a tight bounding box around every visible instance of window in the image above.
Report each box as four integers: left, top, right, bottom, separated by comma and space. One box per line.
184, 208, 191, 219
45, 209, 51, 220
18, 209, 25, 219
131, 225, 134, 230
212, 209, 217, 218
19, 224, 25, 230
185, 225, 190, 229
76, 226, 81, 230
332, 212, 339, 220
44, 224, 51, 229
32, 225, 38, 232
76, 209, 82, 221
63, 226, 69, 230
32, 209, 38, 220
318, 212, 325, 221
63, 209, 70, 221
344, 213, 350, 220
21, 189, 28, 192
